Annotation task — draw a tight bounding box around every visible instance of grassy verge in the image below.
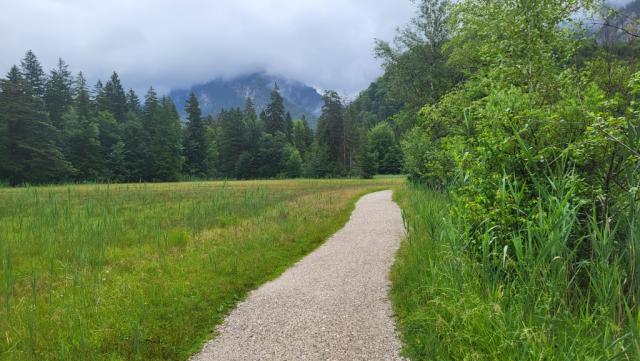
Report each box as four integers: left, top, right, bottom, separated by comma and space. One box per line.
0, 178, 402, 360
392, 184, 640, 360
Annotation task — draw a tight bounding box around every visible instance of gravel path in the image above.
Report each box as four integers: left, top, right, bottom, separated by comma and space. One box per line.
191, 190, 406, 361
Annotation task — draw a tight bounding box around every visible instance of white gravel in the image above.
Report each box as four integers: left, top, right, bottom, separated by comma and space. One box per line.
191, 190, 407, 361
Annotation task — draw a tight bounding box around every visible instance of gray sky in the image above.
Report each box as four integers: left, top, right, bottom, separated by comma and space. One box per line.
0, 0, 415, 96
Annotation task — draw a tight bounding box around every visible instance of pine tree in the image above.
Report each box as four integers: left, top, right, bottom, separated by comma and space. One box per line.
44, 58, 73, 129
0, 66, 73, 184
122, 112, 148, 181
183, 92, 209, 177
96, 111, 124, 180
73, 72, 91, 118
126, 89, 141, 114
101, 72, 127, 122
217, 108, 247, 177
264, 84, 287, 135
285, 111, 294, 140
20, 50, 46, 98
236, 98, 261, 179
315, 91, 346, 175
61, 107, 103, 180
151, 97, 183, 181
141, 87, 160, 180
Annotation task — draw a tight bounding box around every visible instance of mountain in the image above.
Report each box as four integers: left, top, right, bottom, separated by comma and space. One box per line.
169, 73, 324, 127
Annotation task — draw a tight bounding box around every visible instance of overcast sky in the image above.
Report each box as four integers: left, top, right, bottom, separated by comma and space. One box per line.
0, 0, 416, 97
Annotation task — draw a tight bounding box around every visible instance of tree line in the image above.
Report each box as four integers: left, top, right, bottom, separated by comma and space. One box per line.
0, 51, 404, 186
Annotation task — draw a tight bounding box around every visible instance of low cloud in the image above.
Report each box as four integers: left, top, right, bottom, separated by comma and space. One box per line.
0, 0, 415, 97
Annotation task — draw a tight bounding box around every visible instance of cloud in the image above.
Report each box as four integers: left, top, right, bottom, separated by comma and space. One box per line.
0, 0, 415, 97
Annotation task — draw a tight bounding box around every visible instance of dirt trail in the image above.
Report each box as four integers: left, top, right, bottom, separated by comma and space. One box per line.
191, 190, 406, 361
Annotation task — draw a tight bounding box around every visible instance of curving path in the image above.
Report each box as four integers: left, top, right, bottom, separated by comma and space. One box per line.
191, 190, 406, 361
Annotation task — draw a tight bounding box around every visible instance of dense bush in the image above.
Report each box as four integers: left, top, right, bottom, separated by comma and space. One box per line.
391, 0, 640, 358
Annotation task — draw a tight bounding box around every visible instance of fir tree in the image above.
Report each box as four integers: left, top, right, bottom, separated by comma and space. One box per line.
61, 107, 103, 180
126, 89, 141, 114
101, 72, 127, 122
44, 58, 73, 129
20, 50, 46, 98
183, 92, 209, 177
73, 72, 91, 119
121, 112, 148, 181
0, 66, 72, 184
217, 108, 247, 177
264, 84, 287, 135
315, 91, 346, 174
151, 97, 183, 181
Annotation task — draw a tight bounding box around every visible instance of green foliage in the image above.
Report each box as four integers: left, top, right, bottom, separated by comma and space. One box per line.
264, 84, 287, 135
100, 72, 128, 123
44, 59, 73, 129
367, 122, 403, 175
183, 93, 210, 178
392, 0, 640, 358
0, 66, 72, 185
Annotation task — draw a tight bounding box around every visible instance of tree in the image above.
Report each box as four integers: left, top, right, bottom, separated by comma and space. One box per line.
44, 58, 73, 129
254, 132, 288, 178
217, 108, 246, 177
96, 111, 124, 180
315, 91, 347, 174
292, 117, 314, 158
101, 72, 127, 123
121, 112, 148, 182
0, 66, 72, 184
355, 129, 374, 179
126, 89, 141, 114
20, 50, 46, 98
73, 72, 92, 119
374, 0, 458, 109
283, 146, 302, 178
368, 122, 403, 174
183, 92, 209, 177
150, 97, 183, 181
264, 84, 287, 135
61, 107, 103, 180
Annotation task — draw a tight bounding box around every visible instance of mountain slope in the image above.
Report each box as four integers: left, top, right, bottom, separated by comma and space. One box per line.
169, 73, 323, 126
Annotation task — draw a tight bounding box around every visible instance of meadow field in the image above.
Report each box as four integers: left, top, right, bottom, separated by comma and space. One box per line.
0, 178, 402, 360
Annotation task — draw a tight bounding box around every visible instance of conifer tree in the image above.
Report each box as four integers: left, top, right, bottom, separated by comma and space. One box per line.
20, 50, 46, 98
73, 72, 91, 118
151, 97, 183, 181
217, 108, 247, 177
101, 72, 127, 122
126, 89, 141, 114
44, 58, 73, 129
315, 90, 346, 174
121, 112, 148, 181
61, 107, 103, 180
0, 66, 72, 184
183, 92, 209, 177
264, 84, 286, 135
141, 87, 160, 180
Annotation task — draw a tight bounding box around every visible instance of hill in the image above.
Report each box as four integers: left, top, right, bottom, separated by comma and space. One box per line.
169, 73, 323, 126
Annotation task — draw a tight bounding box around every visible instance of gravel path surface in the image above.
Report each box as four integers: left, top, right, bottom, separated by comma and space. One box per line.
191, 190, 406, 361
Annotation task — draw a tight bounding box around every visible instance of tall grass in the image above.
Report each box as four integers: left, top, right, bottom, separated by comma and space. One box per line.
0, 178, 401, 360
392, 178, 639, 360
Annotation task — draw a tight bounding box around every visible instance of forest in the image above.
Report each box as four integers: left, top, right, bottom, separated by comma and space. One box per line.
0, 52, 404, 185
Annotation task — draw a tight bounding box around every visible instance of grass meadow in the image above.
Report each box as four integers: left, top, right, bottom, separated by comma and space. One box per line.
0, 178, 402, 360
